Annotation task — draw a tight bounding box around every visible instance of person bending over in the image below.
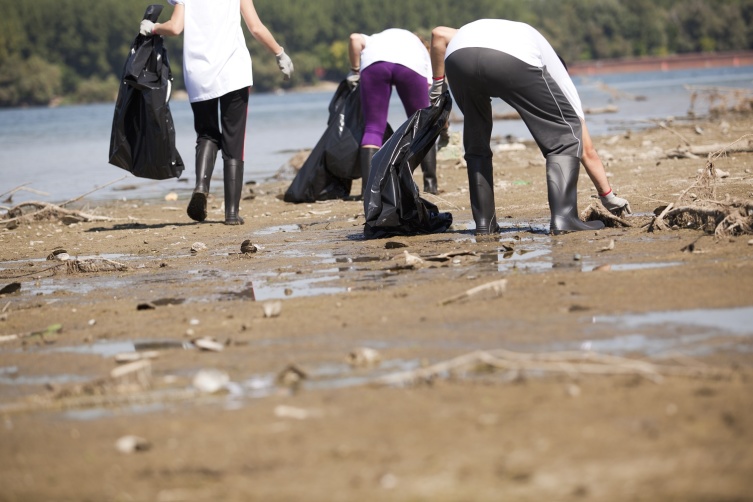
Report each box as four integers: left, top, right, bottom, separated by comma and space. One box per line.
349, 28, 438, 195
429, 20, 631, 235
142, 0, 293, 225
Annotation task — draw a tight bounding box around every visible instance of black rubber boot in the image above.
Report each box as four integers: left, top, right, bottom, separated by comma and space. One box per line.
420, 144, 438, 195
359, 147, 378, 199
187, 140, 218, 222
546, 154, 605, 235
223, 158, 245, 225
467, 157, 498, 234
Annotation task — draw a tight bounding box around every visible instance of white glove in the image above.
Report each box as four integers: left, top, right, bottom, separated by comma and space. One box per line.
139, 20, 155, 36
276, 49, 294, 80
600, 190, 632, 216
346, 70, 360, 90
429, 76, 445, 105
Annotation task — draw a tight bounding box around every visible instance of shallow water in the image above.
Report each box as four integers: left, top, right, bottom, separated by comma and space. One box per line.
1, 66, 751, 204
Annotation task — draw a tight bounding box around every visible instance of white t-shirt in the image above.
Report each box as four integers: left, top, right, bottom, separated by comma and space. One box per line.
169, 0, 253, 102
360, 29, 432, 84
446, 19, 583, 118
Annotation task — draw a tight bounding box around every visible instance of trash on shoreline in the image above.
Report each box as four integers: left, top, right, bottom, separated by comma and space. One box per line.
262, 300, 282, 318
439, 279, 507, 306
347, 347, 382, 367
115, 435, 151, 454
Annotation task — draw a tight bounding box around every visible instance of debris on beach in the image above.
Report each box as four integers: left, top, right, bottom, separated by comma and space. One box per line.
192, 337, 224, 352
190, 242, 207, 254
241, 239, 258, 254
66, 258, 128, 273
0, 282, 21, 295
277, 364, 307, 389
347, 347, 382, 367
192, 369, 229, 394
115, 435, 152, 454
262, 300, 282, 318
439, 279, 507, 306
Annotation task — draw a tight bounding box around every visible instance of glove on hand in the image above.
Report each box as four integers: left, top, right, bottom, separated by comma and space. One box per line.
600, 190, 632, 216
346, 70, 360, 90
139, 20, 155, 36
429, 77, 445, 105
276, 49, 294, 80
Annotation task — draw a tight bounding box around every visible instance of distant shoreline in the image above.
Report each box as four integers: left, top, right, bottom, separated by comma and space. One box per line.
569, 50, 753, 76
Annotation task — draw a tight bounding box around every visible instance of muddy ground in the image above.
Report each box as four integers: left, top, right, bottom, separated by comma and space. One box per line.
1, 112, 753, 502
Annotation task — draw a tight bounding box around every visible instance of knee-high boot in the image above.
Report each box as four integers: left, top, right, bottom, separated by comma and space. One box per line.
420, 143, 438, 195
223, 158, 245, 225
546, 154, 605, 235
467, 157, 498, 234
359, 147, 377, 199
187, 140, 218, 222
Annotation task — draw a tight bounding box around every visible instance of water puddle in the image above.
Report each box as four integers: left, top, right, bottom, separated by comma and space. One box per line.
48, 339, 193, 358
584, 306, 753, 356
253, 224, 301, 236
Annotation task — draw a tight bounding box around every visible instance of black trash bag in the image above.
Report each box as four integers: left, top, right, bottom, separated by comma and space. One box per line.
363, 92, 453, 240
283, 80, 391, 203
109, 4, 184, 180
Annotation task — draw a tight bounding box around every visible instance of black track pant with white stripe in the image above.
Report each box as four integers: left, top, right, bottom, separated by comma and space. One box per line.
445, 47, 582, 162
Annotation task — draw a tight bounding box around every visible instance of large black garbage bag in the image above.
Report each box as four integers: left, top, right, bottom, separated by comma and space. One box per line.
363, 92, 453, 239
109, 4, 184, 180
283, 80, 391, 203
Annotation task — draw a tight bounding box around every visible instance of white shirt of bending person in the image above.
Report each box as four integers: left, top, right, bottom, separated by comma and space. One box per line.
169, 0, 253, 103
446, 19, 584, 118
359, 28, 432, 84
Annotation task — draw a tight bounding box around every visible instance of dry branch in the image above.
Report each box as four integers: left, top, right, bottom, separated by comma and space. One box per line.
581, 202, 632, 228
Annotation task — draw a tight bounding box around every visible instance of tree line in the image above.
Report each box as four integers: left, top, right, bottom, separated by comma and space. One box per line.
1, 0, 751, 107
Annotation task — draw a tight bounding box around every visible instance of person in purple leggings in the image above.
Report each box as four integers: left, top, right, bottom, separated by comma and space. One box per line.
348, 28, 438, 196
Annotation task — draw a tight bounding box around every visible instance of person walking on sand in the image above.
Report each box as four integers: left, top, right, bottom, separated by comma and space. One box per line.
429, 20, 631, 235
140, 0, 294, 225
348, 28, 439, 196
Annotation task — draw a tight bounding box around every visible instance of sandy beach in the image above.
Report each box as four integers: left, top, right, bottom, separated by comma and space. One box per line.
1, 111, 753, 501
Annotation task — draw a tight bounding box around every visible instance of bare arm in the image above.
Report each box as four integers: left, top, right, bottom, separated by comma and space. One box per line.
579, 120, 611, 195
240, 0, 283, 55
153, 3, 184, 36
430, 26, 457, 78
348, 33, 366, 71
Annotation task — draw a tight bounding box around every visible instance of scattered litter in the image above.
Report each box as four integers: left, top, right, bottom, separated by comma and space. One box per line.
0, 282, 21, 295
400, 250, 424, 268
115, 435, 151, 454
46, 249, 70, 261
193, 337, 224, 352
347, 347, 382, 367
240, 240, 258, 254
262, 300, 282, 318
190, 242, 207, 254
164, 192, 178, 201
599, 239, 615, 252
67, 258, 127, 273
192, 369, 229, 394
137, 302, 156, 310
385, 241, 408, 249
440, 279, 507, 306
277, 364, 307, 388
114, 351, 160, 363
274, 405, 322, 420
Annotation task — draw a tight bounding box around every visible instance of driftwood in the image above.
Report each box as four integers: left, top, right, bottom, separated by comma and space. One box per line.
375, 348, 732, 387
665, 141, 753, 159
581, 202, 632, 228
651, 135, 753, 236
0, 176, 126, 228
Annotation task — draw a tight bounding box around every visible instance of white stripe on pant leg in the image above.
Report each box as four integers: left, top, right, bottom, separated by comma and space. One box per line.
539, 67, 582, 158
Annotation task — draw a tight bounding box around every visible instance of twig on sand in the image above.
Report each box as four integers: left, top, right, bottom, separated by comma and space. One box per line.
0, 184, 50, 202
375, 348, 733, 387
59, 176, 127, 208
581, 202, 632, 228
439, 279, 507, 305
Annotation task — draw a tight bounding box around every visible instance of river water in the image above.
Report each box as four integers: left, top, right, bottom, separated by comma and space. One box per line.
0, 66, 751, 204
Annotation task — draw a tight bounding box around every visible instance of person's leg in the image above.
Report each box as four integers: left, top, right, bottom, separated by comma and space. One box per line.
187, 98, 221, 222
359, 62, 393, 148
393, 64, 437, 193
446, 49, 497, 234
219, 87, 250, 225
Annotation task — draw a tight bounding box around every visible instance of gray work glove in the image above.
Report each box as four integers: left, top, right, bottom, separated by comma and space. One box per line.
346, 70, 360, 90
275, 49, 294, 80
600, 190, 632, 216
139, 20, 155, 36
429, 76, 445, 105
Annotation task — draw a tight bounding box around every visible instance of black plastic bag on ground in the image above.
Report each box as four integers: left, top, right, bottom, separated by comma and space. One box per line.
109, 4, 184, 180
363, 92, 453, 239
284, 80, 391, 203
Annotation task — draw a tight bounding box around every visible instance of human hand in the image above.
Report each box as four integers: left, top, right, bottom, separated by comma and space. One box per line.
276, 49, 294, 80
139, 20, 155, 36
429, 76, 445, 105
346, 70, 360, 90
600, 190, 632, 216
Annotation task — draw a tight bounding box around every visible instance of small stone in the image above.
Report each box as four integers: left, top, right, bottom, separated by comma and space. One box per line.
240, 240, 257, 254
192, 369, 229, 394
115, 435, 151, 454
262, 301, 282, 318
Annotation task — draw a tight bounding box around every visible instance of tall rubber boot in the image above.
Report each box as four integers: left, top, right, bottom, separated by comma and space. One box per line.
187, 140, 218, 222
223, 158, 245, 225
546, 154, 605, 235
359, 147, 377, 199
467, 157, 498, 234
420, 144, 438, 195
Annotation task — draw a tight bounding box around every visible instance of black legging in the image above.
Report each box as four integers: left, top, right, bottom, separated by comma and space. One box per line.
445, 48, 582, 161
190, 86, 250, 161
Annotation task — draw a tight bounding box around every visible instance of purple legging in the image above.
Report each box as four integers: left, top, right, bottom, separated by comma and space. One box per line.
360, 62, 429, 147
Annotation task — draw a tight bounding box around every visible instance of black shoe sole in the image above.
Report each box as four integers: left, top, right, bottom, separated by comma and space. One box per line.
187, 192, 208, 222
